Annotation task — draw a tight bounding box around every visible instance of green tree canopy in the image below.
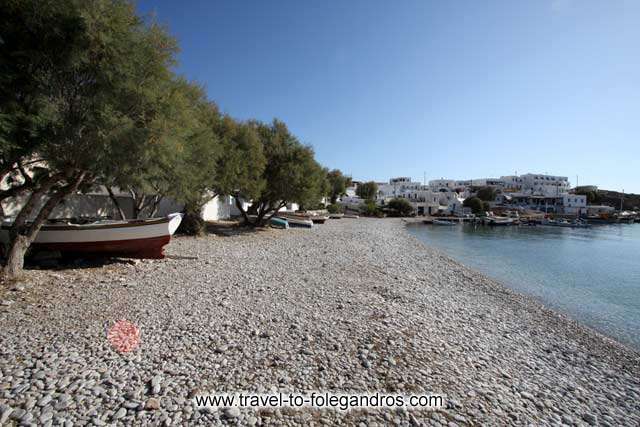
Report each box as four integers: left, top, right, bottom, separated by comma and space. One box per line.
230, 120, 326, 226
476, 187, 497, 202
387, 198, 415, 217
356, 181, 378, 201
463, 197, 485, 215
326, 169, 352, 204
0, 0, 179, 278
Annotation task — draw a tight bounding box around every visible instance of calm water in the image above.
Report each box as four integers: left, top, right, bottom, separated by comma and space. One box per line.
406, 223, 640, 350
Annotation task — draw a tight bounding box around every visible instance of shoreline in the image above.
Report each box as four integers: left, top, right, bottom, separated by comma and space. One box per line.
0, 218, 639, 425
402, 220, 640, 358
402, 220, 640, 356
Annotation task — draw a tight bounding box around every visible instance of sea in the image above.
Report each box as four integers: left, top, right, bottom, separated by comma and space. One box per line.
406, 222, 640, 350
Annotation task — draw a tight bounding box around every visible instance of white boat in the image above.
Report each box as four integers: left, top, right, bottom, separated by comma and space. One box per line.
0, 213, 183, 259
482, 212, 514, 226
487, 216, 514, 226
433, 219, 457, 225
279, 212, 328, 224
343, 214, 359, 219
542, 219, 591, 228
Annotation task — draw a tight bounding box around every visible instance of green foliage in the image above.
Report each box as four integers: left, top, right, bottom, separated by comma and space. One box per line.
574, 187, 601, 204
356, 181, 378, 201
476, 187, 497, 202
226, 120, 327, 225
213, 116, 266, 202
0, 0, 183, 272
360, 200, 382, 217
326, 203, 344, 214
326, 169, 352, 204
387, 198, 415, 217
463, 197, 485, 215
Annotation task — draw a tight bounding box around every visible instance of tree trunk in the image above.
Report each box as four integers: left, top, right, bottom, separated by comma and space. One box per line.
234, 195, 251, 226
264, 201, 287, 225
149, 195, 163, 218
3, 235, 30, 280
106, 186, 126, 220
129, 188, 147, 219
2, 173, 85, 280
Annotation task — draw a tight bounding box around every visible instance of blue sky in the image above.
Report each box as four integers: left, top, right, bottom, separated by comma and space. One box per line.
137, 0, 640, 193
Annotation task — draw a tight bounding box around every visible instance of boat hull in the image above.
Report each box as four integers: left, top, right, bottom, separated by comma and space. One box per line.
277, 217, 313, 228
30, 235, 171, 259
0, 213, 183, 259
269, 217, 289, 229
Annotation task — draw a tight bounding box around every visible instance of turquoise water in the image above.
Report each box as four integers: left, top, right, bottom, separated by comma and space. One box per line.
406, 223, 640, 350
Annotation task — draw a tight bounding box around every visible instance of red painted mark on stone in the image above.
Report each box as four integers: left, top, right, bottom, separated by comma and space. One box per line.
107, 320, 140, 353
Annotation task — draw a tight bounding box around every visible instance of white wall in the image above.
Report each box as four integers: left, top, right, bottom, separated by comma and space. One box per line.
2, 193, 134, 221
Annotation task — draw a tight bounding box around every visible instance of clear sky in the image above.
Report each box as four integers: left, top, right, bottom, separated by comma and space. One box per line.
137, 0, 640, 193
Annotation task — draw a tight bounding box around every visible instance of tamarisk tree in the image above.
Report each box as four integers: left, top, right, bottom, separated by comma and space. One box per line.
0, 0, 178, 279
230, 120, 327, 226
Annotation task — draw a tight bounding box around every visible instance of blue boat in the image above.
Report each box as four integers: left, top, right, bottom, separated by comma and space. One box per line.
270, 217, 289, 229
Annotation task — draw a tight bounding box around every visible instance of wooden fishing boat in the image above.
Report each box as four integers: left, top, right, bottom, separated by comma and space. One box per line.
433, 219, 457, 225
276, 216, 313, 228
343, 214, 359, 219
269, 217, 289, 229
279, 212, 327, 224
309, 215, 328, 224
328, 214, 344, 219
0, 213, 183, 259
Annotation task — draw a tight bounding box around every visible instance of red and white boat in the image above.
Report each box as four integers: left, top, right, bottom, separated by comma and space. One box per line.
0, 213, 183, 259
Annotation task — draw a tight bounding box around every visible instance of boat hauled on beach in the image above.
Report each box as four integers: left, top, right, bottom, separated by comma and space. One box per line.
0, 213, 183, 259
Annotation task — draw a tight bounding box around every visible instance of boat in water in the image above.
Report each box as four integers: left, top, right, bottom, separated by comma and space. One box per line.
433, 219, 457, 226
0, 213, 183, 259
482, 212, 515, 226
542, 219, 591, 228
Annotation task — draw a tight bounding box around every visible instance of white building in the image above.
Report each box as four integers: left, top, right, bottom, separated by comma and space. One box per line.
561, 194, 587, 215
517, 174, 570, 197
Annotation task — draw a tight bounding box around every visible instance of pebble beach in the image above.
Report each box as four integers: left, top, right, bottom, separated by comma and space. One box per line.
0, 218, 639, 426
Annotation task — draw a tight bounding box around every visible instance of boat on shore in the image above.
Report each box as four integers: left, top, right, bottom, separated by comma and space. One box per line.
328, 214, 344, 219
343, 214, 359, 219
0, 213, 183, 259
309, 215, 329, 224
278, 212, 327, 225
276, 216, 313, 228
269, 217, 289, 229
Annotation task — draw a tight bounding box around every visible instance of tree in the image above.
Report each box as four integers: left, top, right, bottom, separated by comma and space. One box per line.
463, 197, 485, 215
476, 187, 497, 202
326, 169, 352, 204
0, 0, 178, 279
356, 181, 378, 201
360, 199, 381, 217
387, 198, 415, 217
231, 120, 326, 227
101, 77, 221, 226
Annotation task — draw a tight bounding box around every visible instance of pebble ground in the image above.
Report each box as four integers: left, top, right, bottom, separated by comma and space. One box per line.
0, 218, 639, 426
